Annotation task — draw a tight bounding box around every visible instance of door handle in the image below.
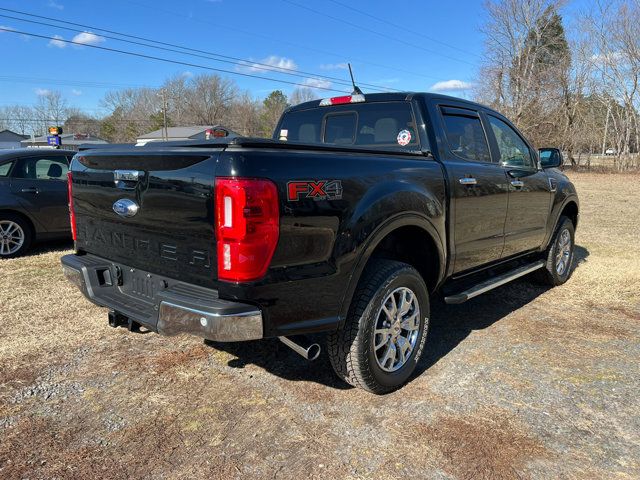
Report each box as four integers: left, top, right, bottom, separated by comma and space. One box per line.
21, 187, 39, 194
510, 180, 524, 188
459, 177, 477, 186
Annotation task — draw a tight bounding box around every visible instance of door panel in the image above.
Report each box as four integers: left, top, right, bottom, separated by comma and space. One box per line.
10, 155, 70, 233
502, 169, 552, 257
485, 115, 552, 257
448, 161, 509, 271
436, 105, 509, 273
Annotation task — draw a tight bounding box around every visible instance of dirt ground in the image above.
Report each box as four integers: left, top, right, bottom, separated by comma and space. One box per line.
1, 172, 639, 479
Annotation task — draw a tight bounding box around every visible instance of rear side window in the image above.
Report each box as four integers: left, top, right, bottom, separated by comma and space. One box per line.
0, 161, 12, 177
488, 116, 534, 168
442, 113, 491, 163
13, 156, 69, 180
277, 101, 420, 151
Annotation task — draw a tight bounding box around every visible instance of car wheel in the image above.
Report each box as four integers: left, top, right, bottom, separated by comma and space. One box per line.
0, 214, 33, 259
328, 259, 429, 394
535, 215, 575, 286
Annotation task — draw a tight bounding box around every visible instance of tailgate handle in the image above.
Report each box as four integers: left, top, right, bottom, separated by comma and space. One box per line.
114, 170, 142, 189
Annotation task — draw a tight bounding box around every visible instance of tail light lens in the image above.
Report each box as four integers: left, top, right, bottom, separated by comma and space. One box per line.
67, 171, 77, 241
215, 177, 279, 282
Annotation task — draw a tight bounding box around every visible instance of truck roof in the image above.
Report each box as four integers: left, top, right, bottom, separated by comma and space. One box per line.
286, 92, 490, 114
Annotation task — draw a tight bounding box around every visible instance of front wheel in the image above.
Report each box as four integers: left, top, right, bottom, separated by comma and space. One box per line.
328, 259, 429, 394
535, 216, 575, 286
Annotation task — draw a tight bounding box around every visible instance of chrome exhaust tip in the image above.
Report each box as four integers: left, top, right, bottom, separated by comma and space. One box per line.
278, 336, 321, 361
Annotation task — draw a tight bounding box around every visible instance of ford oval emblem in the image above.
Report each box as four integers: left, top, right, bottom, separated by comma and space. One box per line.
112, 198, 139, 218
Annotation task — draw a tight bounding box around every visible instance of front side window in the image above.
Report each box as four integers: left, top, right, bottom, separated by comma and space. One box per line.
442, 113, 491, 163
488, 116, 534, 168
0, 161, 13, 177
13, 156, 69, 180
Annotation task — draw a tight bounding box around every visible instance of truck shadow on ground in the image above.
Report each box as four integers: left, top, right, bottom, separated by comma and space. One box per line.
206, 245, 589, 391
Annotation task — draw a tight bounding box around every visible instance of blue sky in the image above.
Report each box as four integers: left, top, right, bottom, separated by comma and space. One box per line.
0, 0, 585, 116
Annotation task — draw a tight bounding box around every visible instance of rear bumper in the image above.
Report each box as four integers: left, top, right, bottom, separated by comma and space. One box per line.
61, 254, 263, 342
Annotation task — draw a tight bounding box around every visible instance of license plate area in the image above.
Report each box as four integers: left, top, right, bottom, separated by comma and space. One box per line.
120, 267, 162, 301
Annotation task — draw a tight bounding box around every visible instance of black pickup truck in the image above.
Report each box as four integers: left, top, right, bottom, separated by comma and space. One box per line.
61, 92, 578, 393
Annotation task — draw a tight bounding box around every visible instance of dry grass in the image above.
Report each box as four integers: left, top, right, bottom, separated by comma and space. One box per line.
0, 172, 639, 479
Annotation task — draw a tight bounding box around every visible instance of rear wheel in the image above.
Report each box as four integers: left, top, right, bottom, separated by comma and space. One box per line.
328, 259, 429, 394
535, 216, 575, 286
0, 214, 32, 259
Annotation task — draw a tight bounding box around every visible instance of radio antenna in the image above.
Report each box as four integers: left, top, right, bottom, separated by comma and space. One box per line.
348, 63, 363, 95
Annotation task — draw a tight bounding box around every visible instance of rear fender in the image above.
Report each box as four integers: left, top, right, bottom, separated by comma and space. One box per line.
337, 185, 445, 324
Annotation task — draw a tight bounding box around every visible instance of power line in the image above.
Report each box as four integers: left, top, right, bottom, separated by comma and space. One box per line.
122, 0, 446, 82
0, 117, 155, 124
281, 0, 478, 67
0, 75, 158, 90
0, 117, 159, 124
0, 8, 399, 93
0, 27, 351, 94
326, 0, 480, 58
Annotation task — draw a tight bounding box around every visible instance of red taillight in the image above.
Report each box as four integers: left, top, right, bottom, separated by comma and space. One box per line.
215, 177, 279, 282
67, 171, 77, 241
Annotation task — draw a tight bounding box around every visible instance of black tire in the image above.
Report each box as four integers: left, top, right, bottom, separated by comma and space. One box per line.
535, 215, 575, 286
328, 259, 429, 394
0, 213, 33, 259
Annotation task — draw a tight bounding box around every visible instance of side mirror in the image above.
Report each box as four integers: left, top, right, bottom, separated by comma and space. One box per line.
538, 148, 563, 169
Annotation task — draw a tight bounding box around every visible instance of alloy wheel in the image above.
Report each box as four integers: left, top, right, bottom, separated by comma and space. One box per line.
373, 287, 420, 372
0, 220, 25, 256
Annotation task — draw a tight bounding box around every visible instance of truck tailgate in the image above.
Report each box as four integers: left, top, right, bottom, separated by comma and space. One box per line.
71, 149, 221, 287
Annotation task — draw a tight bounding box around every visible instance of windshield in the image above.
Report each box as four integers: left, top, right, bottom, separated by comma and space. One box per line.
275, 101, 421, 151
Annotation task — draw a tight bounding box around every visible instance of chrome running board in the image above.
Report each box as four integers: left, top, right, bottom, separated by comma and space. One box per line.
444, 261, 545, 304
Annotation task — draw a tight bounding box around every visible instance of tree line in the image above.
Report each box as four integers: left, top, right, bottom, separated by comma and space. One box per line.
0, 77, 317, 143
1, 0, 638, 169
477, 0, 640, 169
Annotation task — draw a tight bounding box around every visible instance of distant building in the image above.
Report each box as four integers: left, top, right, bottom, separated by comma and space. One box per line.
20, 133, 108, 150
136, 125, 238, 146
0, 129, 29, 149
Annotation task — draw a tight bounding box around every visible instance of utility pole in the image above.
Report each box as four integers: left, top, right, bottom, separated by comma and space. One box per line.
158, 89, 168, 141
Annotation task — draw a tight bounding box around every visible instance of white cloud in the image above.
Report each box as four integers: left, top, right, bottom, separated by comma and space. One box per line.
430, 79, 474, 92
48, 35, 66, 48
72, 31, 106, 46
0, 25, 16, 33
319, 63, 348, 70
47, 0, 64, 10
237, 55, 297, 73
71, 89, 82, 96
590, 51, 624, 66
181, 70, 194, 78
35, 88, 52, 96
302, 78, 332, 90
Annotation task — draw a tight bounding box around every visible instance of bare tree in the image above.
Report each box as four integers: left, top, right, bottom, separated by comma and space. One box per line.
289, 88, 317, 105
182, 74, 237, 125
33, 90, 68, 134
478, 0, 569, 145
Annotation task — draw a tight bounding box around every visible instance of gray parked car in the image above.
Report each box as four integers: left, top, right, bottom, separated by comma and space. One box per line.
0, 149, 75, 258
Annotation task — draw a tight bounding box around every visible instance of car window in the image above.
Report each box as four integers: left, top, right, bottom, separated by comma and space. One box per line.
441, 113, 492, 163
324, 113, 356, 145
488, 116, 534, 168
13, 156, 69, 181
0, 161, 12, 177
277, 101, 421, 151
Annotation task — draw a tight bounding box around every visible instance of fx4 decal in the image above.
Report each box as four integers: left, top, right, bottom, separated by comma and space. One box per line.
287, 180, 343, 201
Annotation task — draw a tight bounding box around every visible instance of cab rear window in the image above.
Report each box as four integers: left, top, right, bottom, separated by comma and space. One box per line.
277, 101, 421, 151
